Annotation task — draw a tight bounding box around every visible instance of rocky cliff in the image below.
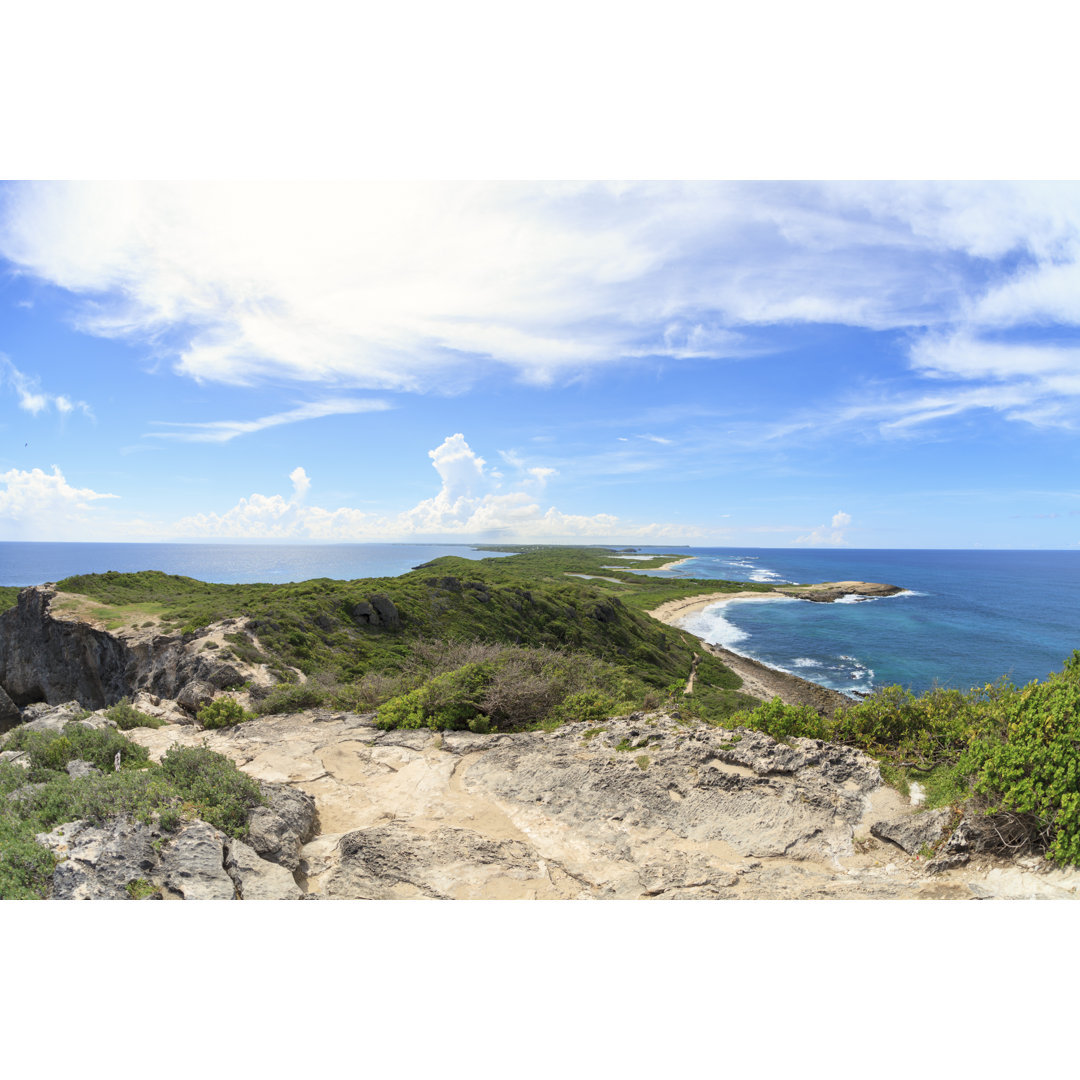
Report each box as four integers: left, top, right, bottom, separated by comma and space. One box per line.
0, 586, 252, 716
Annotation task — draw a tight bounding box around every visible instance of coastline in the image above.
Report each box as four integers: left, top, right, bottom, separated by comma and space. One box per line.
647, 583, 901, 713
653, 556, 695, 572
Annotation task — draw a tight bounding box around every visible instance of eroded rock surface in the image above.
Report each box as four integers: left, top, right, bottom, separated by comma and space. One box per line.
0, 586, 270, 712
37, 816, 303, 900
121, 709, 1080, 900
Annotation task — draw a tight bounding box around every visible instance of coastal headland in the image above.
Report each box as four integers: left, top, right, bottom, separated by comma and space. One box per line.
2, 551, 1076, 900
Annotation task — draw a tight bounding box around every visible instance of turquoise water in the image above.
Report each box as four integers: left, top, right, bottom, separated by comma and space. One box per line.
1, 541, 1076, 697
629, 547, 1080, 696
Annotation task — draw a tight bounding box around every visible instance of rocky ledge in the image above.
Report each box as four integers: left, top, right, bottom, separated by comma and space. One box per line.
112, 707, 1079, 900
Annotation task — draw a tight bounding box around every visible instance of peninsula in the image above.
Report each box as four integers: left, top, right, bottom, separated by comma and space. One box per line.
1, 547, 1077, 900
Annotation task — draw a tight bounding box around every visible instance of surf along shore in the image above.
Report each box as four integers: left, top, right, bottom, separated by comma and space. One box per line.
648, 582, 903, 714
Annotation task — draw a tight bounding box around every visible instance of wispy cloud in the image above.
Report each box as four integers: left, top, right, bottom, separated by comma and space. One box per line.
7, 182, 1080, 445
1, 354, 93, 418
145, 397, 391, 443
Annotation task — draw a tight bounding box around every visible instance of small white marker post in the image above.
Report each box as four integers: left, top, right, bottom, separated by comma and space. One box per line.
114, 751, 121, 771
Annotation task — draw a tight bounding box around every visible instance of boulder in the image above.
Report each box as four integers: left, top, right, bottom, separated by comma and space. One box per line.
0, 684, 20, 729
369, 594, 400, 629
871, 809, 952, 856
246, 782, 318, 871
177, 680, 216, 715
39, 818, 160, 900
66, 759, 102, 779
224, 838, 303, 899
206, 663, 244, 690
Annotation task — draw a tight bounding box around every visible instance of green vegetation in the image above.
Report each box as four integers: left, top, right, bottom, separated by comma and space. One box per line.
0, 726, 264, 898
48, 550, 761, 727
3, 546, 1076, 872
197, 697, 251, 729
104, 697, 166, 730
722, 651, 1080, 865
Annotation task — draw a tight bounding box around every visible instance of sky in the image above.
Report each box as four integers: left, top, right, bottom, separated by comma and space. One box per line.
3, 179, 1080, 549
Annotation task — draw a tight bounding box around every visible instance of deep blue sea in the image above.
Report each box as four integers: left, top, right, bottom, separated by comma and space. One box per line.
626, 546, 1080, 696
0, 542, 510, 588
1, 542, 1077, 697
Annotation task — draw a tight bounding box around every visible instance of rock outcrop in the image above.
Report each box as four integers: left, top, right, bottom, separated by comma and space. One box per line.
37, 815, 304, 900
120, 708, 1080, 900
0, 586, 264, 713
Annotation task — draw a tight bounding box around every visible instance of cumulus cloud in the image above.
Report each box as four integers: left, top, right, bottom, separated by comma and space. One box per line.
796, 510, 851, 546
172, 433, 695, 542
1, 355, 92, 418
0, 465, 117, 539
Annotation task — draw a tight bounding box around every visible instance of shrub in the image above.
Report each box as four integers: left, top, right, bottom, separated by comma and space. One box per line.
724, 698, 830, 742
376, 663, 492, 731
0, 816, 57, 899
105, 697, 166, 730
159, 745, 264, 836
255, 683, 327, 716
197, 697, 251, 729
7, 724, 151, 778
551, 690, 618, 726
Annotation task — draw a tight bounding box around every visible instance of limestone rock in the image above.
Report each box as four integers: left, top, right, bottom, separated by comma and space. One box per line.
326, 823, 544, 899
871, 808, 952, 855
0, 683, 20, 729
224, 837, 303, 899
369, 594, 400, 629
0, 749, 30, 769
246, 782, 318, 871
177, 680, 216, 715
158, 821, 237, 899
66, 759, 102, 779
0, 585, 271, 714
132, 690, 191, 724
39, 818, 160, 900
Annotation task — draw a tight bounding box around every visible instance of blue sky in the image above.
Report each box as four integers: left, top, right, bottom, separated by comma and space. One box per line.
2, 180, 1080, 548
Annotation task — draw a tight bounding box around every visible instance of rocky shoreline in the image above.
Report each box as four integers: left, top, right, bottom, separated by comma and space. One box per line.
648, 580, 903, 711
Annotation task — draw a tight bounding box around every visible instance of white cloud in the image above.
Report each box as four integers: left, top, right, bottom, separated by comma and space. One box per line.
171, 433, 695, 542
5, 180, 1072, 396
1, 355, 92, 418
796, 510, 851, 546
0, 465, 117, 540
145, 397, 391, 443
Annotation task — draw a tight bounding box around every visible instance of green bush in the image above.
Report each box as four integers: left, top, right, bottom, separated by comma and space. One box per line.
105, 697, 166, 730
255, 683, 327, 716
7, 723, 151, 779
159, 745, 264, 836
197, 697, 251, 729
958, 654, 1080, 864
376, 662, 492, 731
0, 816, 57, 899
551, 690, 618, 726
723, 697, 830, 743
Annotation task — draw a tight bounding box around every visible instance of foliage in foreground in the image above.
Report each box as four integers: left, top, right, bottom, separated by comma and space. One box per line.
373, 642, 654, 732
0, 727, 264, 899
724, 651, 1080, 865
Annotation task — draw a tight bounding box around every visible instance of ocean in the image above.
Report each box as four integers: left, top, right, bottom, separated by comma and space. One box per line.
1, 541, 1077, 697
626, 546, 1080, 697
